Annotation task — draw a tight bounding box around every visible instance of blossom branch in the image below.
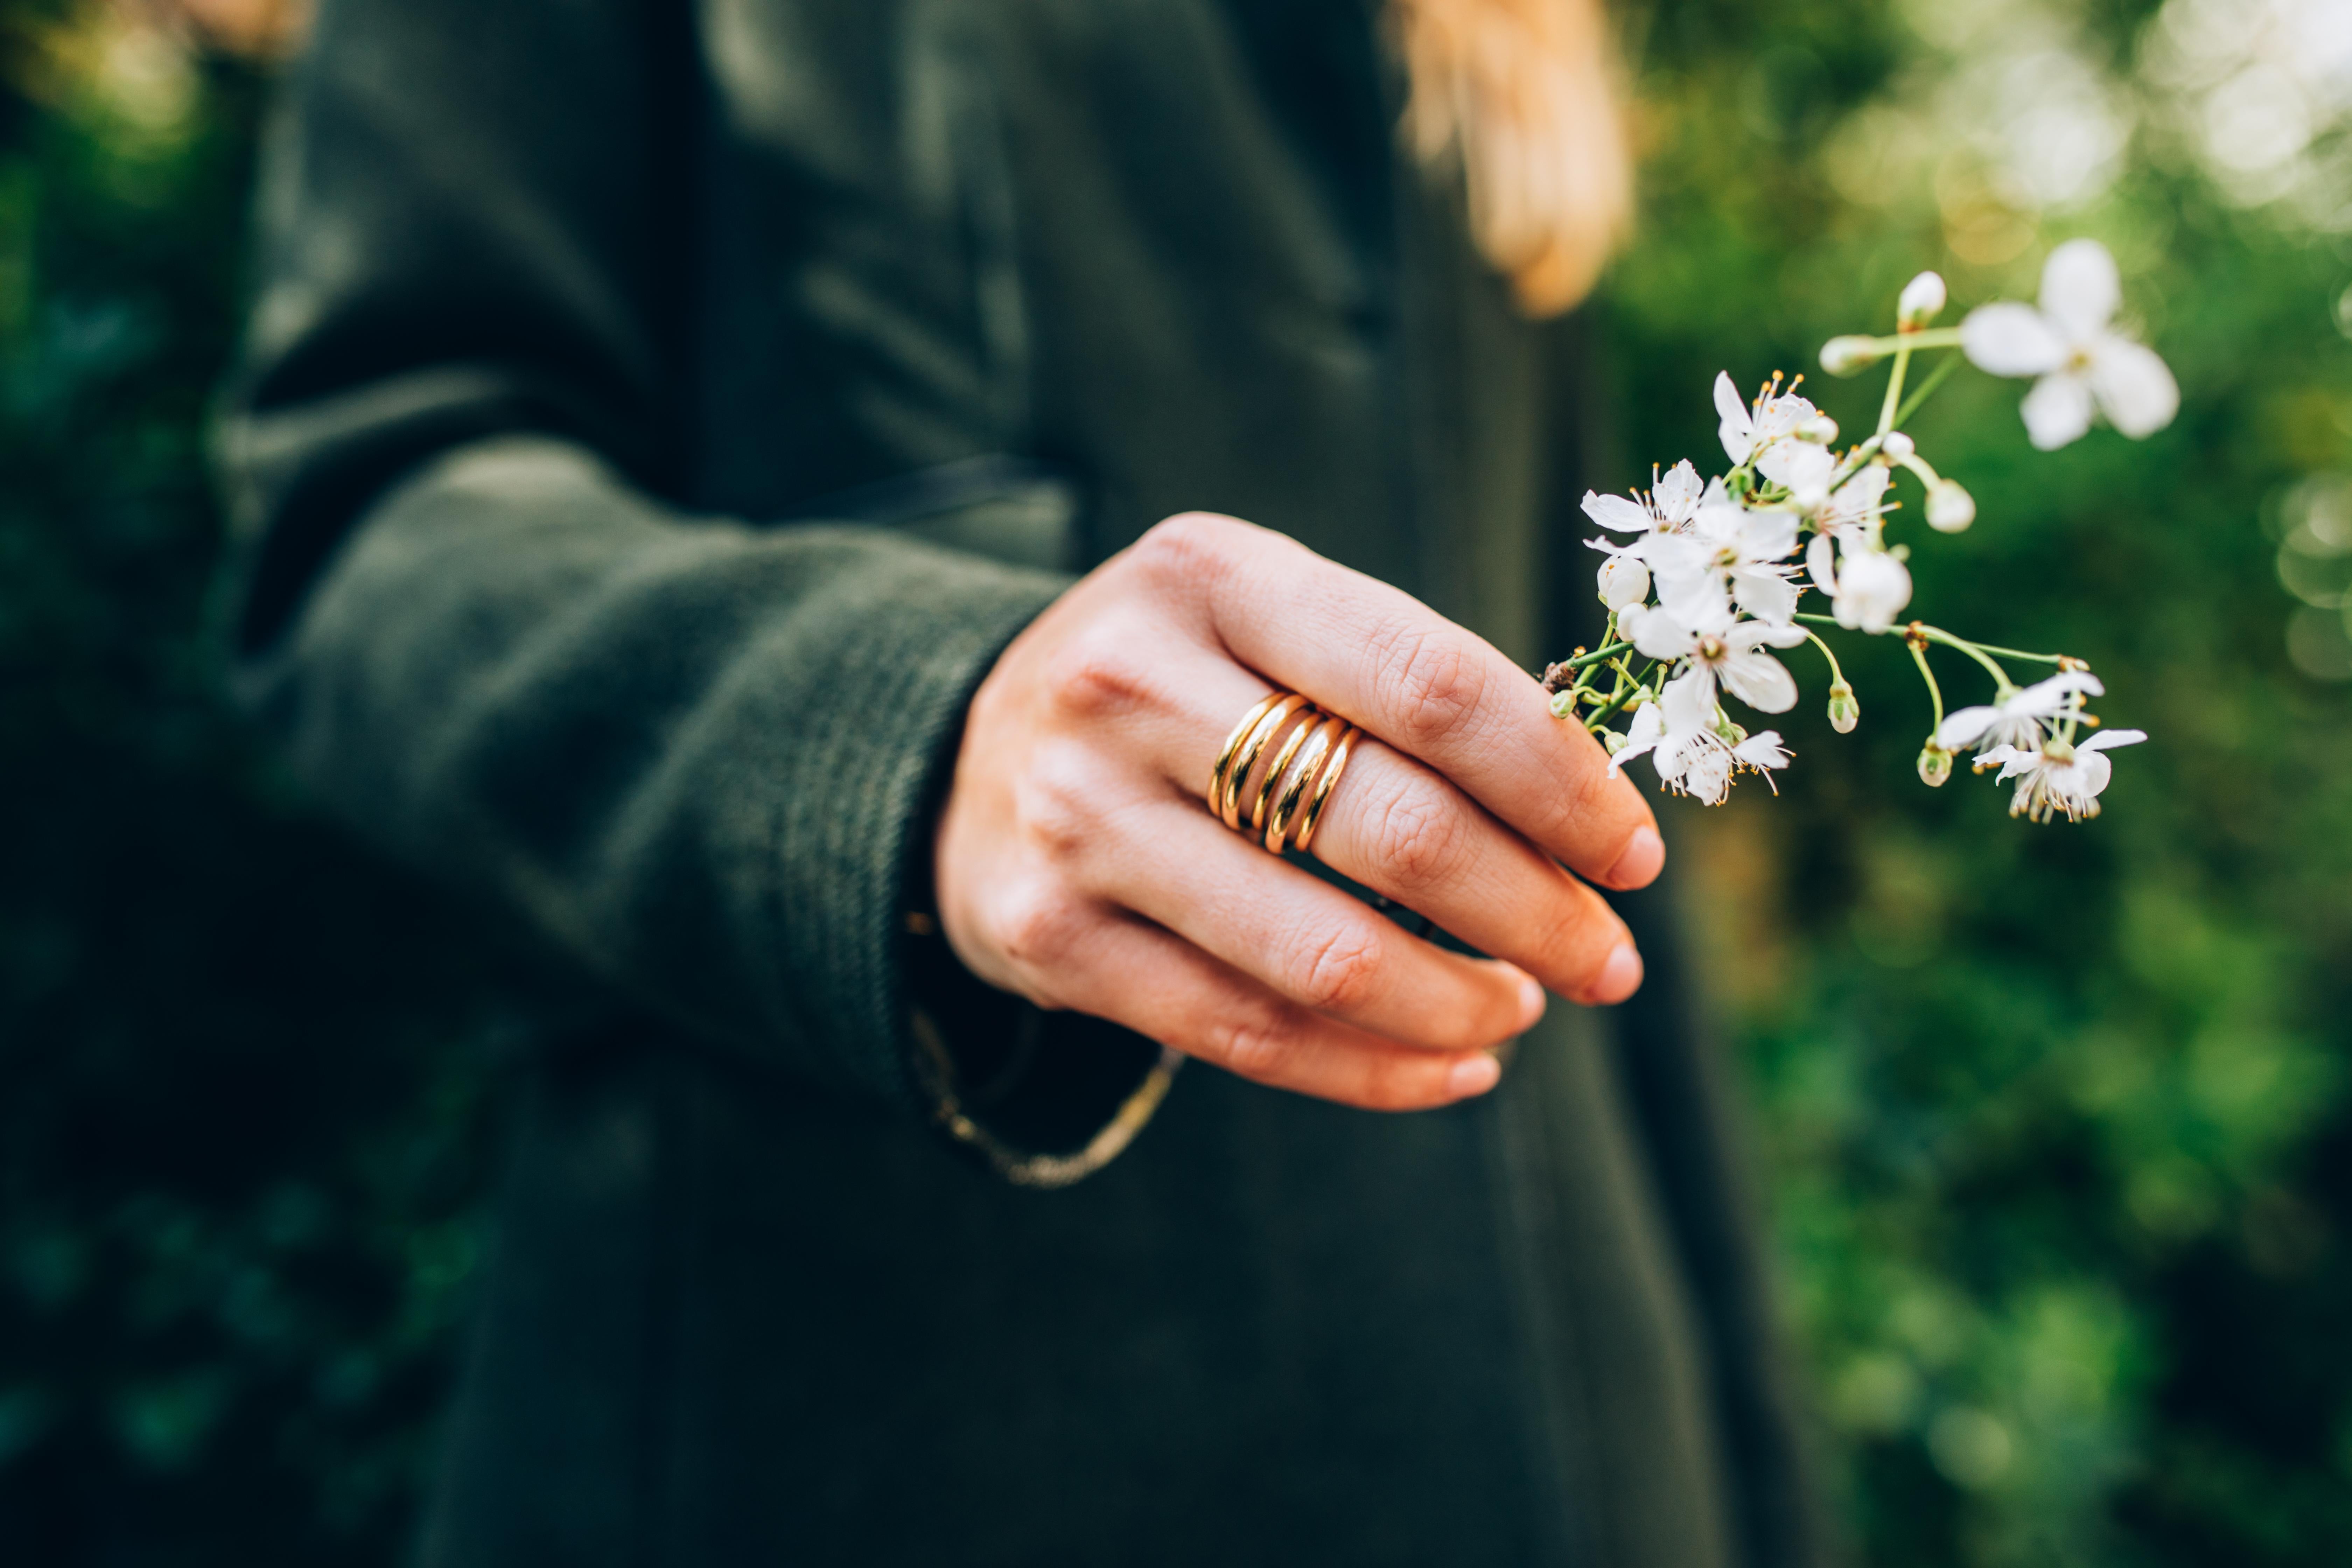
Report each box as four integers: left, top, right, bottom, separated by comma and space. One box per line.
1561, 241, 2168, 819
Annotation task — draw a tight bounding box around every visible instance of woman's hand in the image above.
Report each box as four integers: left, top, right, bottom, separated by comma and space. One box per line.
933, 513, 1667, 1112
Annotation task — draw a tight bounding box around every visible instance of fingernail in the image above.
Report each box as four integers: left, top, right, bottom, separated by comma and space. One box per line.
1516, 973, 1547, 1030
1605, 826, 1666, 890
1587, 942, 1644, 1005
1448, 1053, 1502, 1099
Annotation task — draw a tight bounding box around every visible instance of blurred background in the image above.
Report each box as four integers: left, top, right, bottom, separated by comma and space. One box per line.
0, 0, 2346, 1562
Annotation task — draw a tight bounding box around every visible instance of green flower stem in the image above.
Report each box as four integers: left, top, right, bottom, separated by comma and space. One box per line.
1957, 642, 2067, 665
1891, 349, 1963, 428
1802, 629, 1847, 687
1848, 327, 1965, 356
1561, 639, 1633, 672
1908, 636, 1945, 734
1917, 625, 2014, 691
1877, 338, 1914, 438
1793, 612, 2059, 694
1584, 682, 1644, 731
1583, 657, 1660, 732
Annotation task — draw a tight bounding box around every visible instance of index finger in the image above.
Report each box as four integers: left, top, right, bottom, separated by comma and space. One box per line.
1144, 514, 1666, 889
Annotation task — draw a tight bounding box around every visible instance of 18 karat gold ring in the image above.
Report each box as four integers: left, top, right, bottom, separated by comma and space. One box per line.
1205, 690, 1361, 857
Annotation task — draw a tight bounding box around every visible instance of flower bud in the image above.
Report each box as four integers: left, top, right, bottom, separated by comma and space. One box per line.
1927, 480, 1976, 533
1597, 553, 1650, 610
1794, 412, 1840, 445
1549, 688, 1580, 720
1917, 742, 1954, 787
1601, 726, 1628, 755
1826, 679, 1859, 734
1880, 431, 1916, 461
1898, 270, 1947, 325
1819, 335, 1880, 377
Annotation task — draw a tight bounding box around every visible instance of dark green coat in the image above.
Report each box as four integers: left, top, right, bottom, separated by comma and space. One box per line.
220, 0, 1820, 1562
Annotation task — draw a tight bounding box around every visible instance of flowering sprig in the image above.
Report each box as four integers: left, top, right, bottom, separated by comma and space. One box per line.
1545, 239, 2168, 821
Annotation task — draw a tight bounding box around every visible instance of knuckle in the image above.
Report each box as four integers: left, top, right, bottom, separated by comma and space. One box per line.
987, 881, 1089, 970
1530, 901, 1619, 988
1131, 512, 1242, 584
1008, 749, 1104, 863
1212, 1009, 1305, 1083
1288, 923, 1386, 1015
1370, 623, 1488, 748
1040, 629, 1157, 721
1367, 782, 1467, 890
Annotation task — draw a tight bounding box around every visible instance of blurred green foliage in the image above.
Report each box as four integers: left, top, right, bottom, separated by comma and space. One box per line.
0, 5, 514, 1561
1613, 0, 2352, 1563
0, 0, 2346, 1564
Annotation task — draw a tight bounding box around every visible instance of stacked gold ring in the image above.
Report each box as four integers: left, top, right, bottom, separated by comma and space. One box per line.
1204, 691, 1362, 856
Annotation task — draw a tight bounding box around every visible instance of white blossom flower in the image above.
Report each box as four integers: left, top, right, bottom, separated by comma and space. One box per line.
1580, 459, 1706, 536
1618, 597, 1807, 713
1757, 438, 1836, 513
1596, 551, 1650, 609
1935, 670, 2105, 755
1805, 532, 1913, 633
1813, 463, 1891, 541
1959, 239, 2179, 450
1608, 676, 1791, 805
1976, 728, 2147, 822
1647, 488, 1803, 626
1715, 371, 1819, 467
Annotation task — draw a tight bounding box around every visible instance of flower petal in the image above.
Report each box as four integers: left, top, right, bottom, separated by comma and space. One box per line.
1607, 701, 1665, 777
1732, 569, 1799, 626
1733, 730, 1790, 769
2039, 238, 2120, 339
1758, 440, 1833, 495
1581, 490, 1653, 532
1624, 604, 1698, 662
2086, 337, 2180, 439
1653, 460, 1704, 522
1653, 561, 1733, 634
1806, 531, 1837, 595
1736, 508, 1801, 561
2072, 749, 2114, 799
1961, 303, 2066, 377
1716, 650, 1798, 713
2010, 669, 2106, 715
2079, 728, 2147, 752
1715, 371, 1755, 464
1661, 667, 1717, 727
2021, 372, 2096, 451
1937, 706, 2003, 749
1730, 616, 1808, 650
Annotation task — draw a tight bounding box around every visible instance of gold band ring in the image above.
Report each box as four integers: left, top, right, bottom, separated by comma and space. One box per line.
1293, 720, 1359, 854
1250, 705, 1323, 833
1263, 715, 1346, 853
1217, 693, 1311, 829
1206, 692, 1284, 816
1205, 689, 1362, 858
